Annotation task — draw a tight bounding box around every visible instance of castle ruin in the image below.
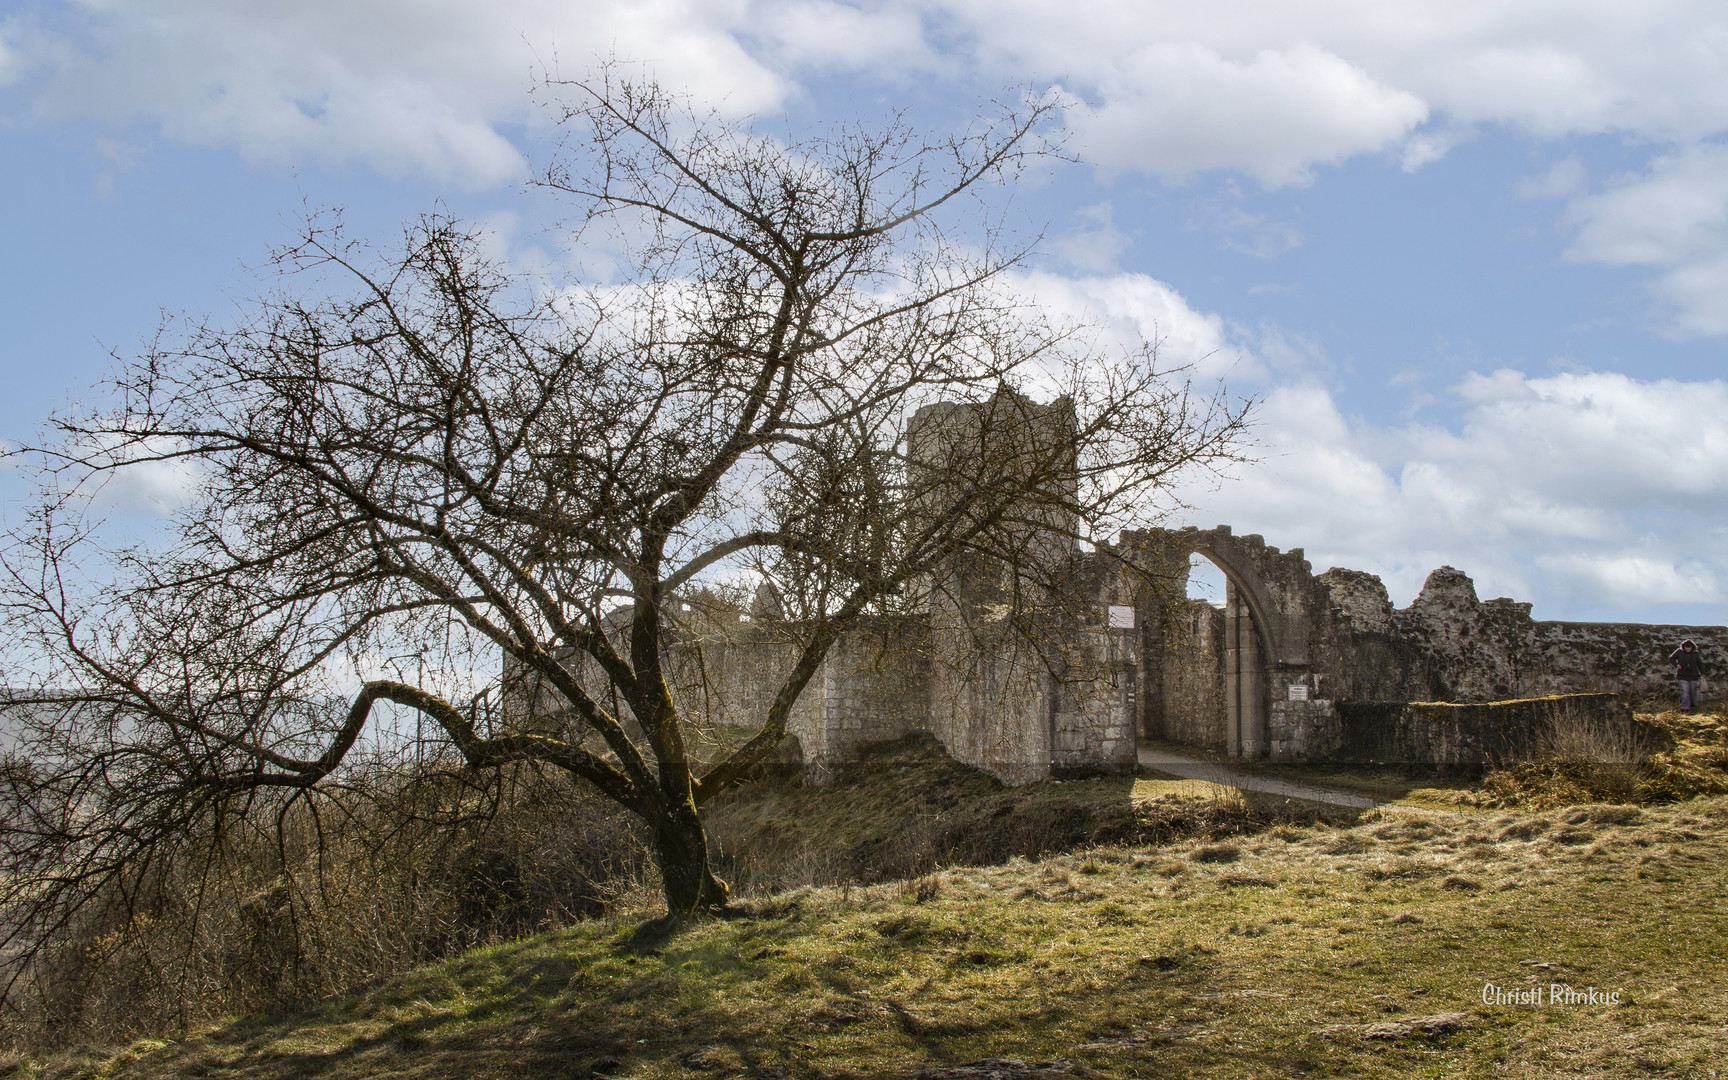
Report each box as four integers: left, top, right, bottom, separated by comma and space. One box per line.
659, 525, 1719, 784
514, 394, 1720, 784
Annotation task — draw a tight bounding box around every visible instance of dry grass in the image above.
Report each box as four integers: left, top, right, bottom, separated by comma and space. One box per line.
0, 762, 656, 1052
18, 794, 1728, 1080
1471, 710, 1728, 810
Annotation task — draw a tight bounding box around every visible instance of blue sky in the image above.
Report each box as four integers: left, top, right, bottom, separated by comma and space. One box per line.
2, 0, 1726, 625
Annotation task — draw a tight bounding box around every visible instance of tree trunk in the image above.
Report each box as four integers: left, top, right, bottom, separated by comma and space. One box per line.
651, 795, 730, 914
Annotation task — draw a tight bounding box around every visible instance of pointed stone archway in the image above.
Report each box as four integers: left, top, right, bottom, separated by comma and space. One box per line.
1122, 526, 1319, 760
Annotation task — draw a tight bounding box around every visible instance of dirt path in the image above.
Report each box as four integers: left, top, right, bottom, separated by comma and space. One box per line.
1136, 746, 1382, 809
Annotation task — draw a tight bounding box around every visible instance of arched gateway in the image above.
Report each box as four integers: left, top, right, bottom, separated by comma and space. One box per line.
1118, 526, 1321, 761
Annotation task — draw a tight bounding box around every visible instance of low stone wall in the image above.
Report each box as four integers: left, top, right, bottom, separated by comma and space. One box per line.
1336, 693, 1642, 771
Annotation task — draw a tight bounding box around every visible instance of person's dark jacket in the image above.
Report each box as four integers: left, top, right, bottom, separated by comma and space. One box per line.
1670, 643, 1704, 681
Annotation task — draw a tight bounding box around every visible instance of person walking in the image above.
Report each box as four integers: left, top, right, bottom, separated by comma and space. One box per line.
1669, 639, 1704, 712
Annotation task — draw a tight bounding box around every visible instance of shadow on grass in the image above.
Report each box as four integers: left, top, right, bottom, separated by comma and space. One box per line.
617, 914, 686, 953
106, 883, 1527, 1080
1245, 763, 1479, 804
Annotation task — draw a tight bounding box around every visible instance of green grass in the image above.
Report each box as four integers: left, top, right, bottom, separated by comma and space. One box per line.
1468, 711, 1728, 810
33, 795, 1728, 1080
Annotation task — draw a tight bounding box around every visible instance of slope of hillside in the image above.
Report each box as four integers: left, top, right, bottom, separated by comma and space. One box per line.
46, 794, 1728, 1080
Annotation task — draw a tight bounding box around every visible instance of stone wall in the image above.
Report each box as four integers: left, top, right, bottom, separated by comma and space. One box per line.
1269, 686, 1340, 763
924, 632, 1052, 786
1092, 525, 1726, 765
1149, 599, 1227, 751
1335, 693, 1644, 771
502, 610, 920, 782
1050, 626, 1139, 779
920, 556, 1140, 783
1314, 565, 1728, 708
792, 626, 930, 781
506, 521, 1727, 784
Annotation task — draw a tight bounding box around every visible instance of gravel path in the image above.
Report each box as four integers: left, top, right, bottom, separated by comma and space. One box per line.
1136, 746, 1383, 809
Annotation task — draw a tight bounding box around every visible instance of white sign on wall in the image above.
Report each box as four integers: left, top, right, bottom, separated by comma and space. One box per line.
1106, 604, 1136, 629
1287, 684, 1309, 701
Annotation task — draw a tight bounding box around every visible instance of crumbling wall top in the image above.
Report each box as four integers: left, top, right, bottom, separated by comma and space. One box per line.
1411, 566, 1480, 613
1318, 567, 1394, 635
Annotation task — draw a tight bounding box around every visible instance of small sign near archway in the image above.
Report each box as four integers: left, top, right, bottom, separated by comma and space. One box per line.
1107, 604, 1136, 629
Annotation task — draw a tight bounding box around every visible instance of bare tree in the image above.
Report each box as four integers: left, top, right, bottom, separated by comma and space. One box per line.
0, 77, 1247, 927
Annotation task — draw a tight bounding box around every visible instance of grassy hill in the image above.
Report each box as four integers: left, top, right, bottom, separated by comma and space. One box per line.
16, 726, 1728, 1080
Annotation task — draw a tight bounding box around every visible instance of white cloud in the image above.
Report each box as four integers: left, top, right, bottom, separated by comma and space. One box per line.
16, 1, 1728, 207
1442, 369, 1728, 500
0, 26, 23, 88
1188, 196, 1306, 259
1652, 251, 1728, 337
1223, 220, 1299, 260
1535, 550, 1720, 609
917, 2, 1728, 331
1562, 143, 1728, 335
869, 3, 1728, 341
991, 273, 1728, 619
15, 2, 1728, 191
1005, 270, 1255, 381
746, 0, 939, 73
1564, 146, 1728, 266
12, 0, 788, 186
76, 436, 208, 514
1174, 367, 1728, 619
938, 1, 1728, 149
1399, 125, 1472, 172
1073, 41, 1428, 187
